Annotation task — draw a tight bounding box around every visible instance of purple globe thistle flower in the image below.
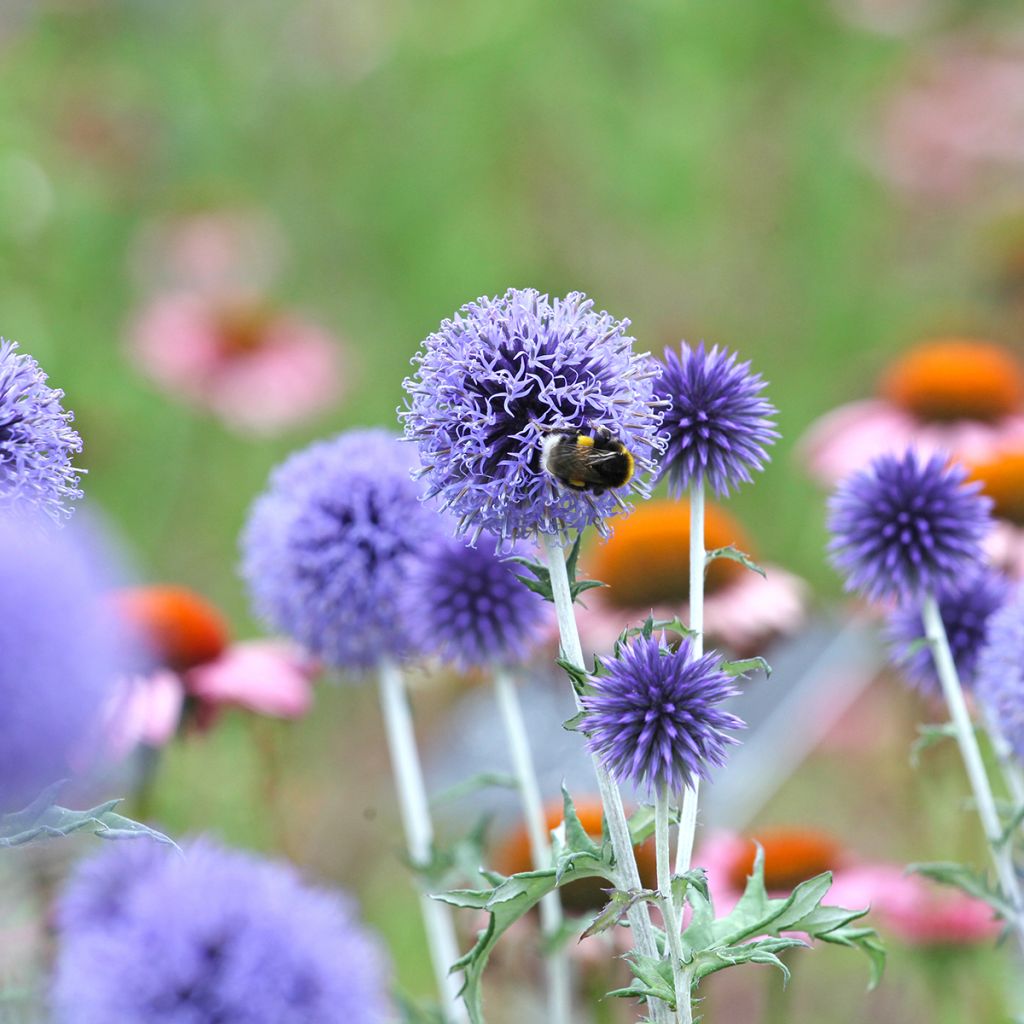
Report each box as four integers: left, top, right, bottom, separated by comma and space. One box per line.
401, 288, 667, 545
0, 339, 83, 522
828, 449, 992, 603
653, 341, 778, 497
52, 838, 392, 1024
886, 568, 1010, 698
405, 531, 552, 671
976, 584, 1024, 761
241, 428, 444, 672
0, 515, 123, 813
582, 633, 744, 795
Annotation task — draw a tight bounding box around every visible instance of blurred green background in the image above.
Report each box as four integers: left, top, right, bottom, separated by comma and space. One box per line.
2, 0, 1022, 1020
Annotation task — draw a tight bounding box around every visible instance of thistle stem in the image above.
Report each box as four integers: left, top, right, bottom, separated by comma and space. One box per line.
675, 481, 704, 876
542, 534, 672, 1024
921, 595, 1024, 956
377, 659, 468, 1022
493, 668, 572, 1024
656, 787, 691, 1023
981, 704, 1024, 816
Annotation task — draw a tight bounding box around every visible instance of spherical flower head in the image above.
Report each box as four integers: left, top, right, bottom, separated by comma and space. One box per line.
401, 288, 666, 545
241, 428, 443, 672
0, 515, 124, 812
0, 339, 83, 521
52, 838, 392, 1024
828, 449, 992, 603
582, 633, 744, 795
653, 341, 778, 498
976, 583, 1024, 761
405, 531, 551, 671
886, 568, 1009, 698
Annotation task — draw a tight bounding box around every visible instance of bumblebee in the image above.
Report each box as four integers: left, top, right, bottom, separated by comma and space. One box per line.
539, 425, 635, 495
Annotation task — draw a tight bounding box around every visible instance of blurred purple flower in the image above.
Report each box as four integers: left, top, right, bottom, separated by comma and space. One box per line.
52, 838, 392, 1024
241, 429, 443, 672
0, 515, 122, 812
0, 339, 82, 522
828, 449, 992, 603
976, 584, 1024, 760
653, 342, 778, 497
886, 569, 1009, 697
406, 531, 552, 671
582, 633, 744, 796
401, 288, 666, 545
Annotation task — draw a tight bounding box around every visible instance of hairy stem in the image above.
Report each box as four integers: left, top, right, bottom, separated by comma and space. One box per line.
542, 534, 672, 1024
656, 788, 691, 1023
493, 668, 572, 1024
377, 659, 468, 1022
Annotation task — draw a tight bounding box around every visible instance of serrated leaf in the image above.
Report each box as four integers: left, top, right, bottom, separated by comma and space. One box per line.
705, 546, 766, 578
910, 723, 960, 767
691, 936, 805, 982
560, 785, 602, 864
908, 861, 1015, 920
412, 817, 491, 890
816, 926, 887, 989
431, 772, 518, 807
998, 803, 1024, 847
0, 796, 177, 851
615, 616, 697, 658
627, 804, 659, 845
508, 534, 604, 604
609, 953, 676, 1007
580, 887, 657, 940
555, 657, 592, 696
721, 657, 772, 679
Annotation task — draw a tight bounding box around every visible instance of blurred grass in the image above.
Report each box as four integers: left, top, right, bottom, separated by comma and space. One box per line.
1, 0, 1022, 1015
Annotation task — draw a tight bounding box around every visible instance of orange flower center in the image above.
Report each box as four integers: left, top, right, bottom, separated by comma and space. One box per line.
880, 339, 1024, 423
114, 586, 230, 672
494, 798, 656, 913
725, 828, 844, 893
214, 303, 275, 356
968, 448, 1024, 525
586, 500, 752, 610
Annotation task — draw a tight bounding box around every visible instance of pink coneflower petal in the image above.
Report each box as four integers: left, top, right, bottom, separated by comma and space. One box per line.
184, 640, 318, 720
102, 671, 185, 758
703, 567, 809, 653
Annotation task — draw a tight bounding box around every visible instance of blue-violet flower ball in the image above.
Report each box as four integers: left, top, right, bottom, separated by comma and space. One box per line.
241, 429, 443, 672
52, 838, 392, 1024
828, 449, 992, 603
976, 584, 1024, 761
0, 514, 123, 813
582, 633, 744, 795
0, 339, 83, 521
401, 288, 667, 545
886, 568, 1009, 698
653, 342, 778, 497
405, 531, 551, 671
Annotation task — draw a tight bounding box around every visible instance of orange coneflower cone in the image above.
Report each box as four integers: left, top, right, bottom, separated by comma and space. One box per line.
880, 337, 1024, 423
113, 585, 230, 673
586, 499, 753, 610
968, 447, 1024, 525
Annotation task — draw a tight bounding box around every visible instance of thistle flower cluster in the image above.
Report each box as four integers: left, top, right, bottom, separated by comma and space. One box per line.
406, 531, 551, 671
654, 342, 778, 497
828, 449, 992, 602
886, 569, 1009, 697
241, 429, 444, 671
0, 339, 83, 521
583, 633, 744, 795
976, 585, 1024, 760
52, 838, 392, 1024
401, 288, 666, 544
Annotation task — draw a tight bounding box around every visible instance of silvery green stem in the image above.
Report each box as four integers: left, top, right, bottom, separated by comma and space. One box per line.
981, 703, 1024, 815
541, 534, 672, 1024
921, 595, 1024, 955
675, 481, 704, 876
377, 659, 468, 1023
656, 788, 691, 1023
493, 668, 572, 1024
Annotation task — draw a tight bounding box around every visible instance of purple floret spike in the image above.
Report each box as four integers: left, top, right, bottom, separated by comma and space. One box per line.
828, 449, 992, 603
653, 341, 778, 498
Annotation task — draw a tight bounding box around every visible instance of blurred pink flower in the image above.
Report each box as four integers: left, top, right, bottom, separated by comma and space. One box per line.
698, 829, 998, 947
103, 671, 184, 759
876, 35, 1024, 198
185, 640, 318, 720
127, 292, 346, 435
798, 338, 1024, 487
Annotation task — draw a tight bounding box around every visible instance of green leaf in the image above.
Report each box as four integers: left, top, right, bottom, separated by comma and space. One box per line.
705, 546, 766, 579
394, 993, 447, 1024
908, 861, 1015, 921
412, 818, 491, 890
607, 953, 676, 1007
627, 804, 659, 845
507, 533, 604, 604
691, 936, 806, 983
614, 616, 697, 657
0, 792, 178, 850
430, 772, 518, 807
815, 926, 887, 990
721, 656, 772, 679
555, 657, 592, 697
910, 723, 960, 767
998, 803, 1024, 847
580, 887, 657, 941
